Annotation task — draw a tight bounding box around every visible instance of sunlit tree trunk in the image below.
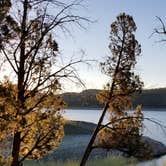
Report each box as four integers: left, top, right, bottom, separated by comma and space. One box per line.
80, 103, 109, 166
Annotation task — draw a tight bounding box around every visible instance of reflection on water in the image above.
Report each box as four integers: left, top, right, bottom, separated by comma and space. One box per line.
64, 108, 166, 166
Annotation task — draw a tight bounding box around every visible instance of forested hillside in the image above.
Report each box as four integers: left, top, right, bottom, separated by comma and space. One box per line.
133, 88, 166, 108
61, 88, 166, 108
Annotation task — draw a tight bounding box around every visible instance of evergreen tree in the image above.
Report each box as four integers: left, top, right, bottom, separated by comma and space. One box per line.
80, 13, 143, 166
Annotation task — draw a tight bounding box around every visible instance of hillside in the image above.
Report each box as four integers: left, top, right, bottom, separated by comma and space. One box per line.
61, 88, 166, 108
64, 120, 95, 135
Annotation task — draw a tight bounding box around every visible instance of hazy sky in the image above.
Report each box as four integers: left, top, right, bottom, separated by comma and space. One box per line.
57, 0, 166, 92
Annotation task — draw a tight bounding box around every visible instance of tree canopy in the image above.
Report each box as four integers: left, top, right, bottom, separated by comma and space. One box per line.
80, 13, 144, 166
96, 12, 145, 158
0, 0, 89, 166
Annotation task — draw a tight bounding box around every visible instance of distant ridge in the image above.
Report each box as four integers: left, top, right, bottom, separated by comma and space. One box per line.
61, 88, 166, 109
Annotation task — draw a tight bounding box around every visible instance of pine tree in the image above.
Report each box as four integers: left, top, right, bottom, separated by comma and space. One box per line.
80, 13, 143, 166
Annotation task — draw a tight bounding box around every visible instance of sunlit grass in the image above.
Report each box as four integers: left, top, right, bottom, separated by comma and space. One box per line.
2, 156, 166, 166
24, 156, 137, 166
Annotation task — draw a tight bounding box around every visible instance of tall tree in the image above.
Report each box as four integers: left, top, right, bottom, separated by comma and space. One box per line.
0, 0, 89, 166
80, 13, 143, 166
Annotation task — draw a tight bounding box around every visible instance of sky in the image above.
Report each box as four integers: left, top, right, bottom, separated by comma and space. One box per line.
57, 0, 166, 92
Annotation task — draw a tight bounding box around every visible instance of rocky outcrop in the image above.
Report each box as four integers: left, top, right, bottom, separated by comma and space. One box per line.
63, 121, 166, 160
95, 136, 166, 159
141, 136, 166, 158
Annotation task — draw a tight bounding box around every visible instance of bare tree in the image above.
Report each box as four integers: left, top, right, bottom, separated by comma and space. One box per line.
0, 0, 90, 166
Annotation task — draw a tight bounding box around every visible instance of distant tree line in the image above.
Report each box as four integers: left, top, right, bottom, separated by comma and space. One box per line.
61, 88, 166, 108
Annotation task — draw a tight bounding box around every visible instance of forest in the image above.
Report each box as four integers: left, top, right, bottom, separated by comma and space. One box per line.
62, 88, 166, 108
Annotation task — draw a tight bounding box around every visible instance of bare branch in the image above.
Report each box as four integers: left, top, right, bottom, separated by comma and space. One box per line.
151, 16, 166, 41
1, 48, 18, 74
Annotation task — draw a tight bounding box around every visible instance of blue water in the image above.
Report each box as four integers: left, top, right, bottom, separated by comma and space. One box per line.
64, 108, 166, 166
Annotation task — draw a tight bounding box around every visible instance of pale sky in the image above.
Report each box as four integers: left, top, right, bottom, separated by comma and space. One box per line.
48, 1, 166, 92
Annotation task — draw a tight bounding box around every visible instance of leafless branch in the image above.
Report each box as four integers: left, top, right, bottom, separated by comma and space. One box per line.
151, 16, 166, 42
1, 48, 18, 74
99, 116, 166, 132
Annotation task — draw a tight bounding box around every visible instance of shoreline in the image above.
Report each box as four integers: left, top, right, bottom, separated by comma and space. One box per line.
65, 107, 166, 111
41, 120, 166, 163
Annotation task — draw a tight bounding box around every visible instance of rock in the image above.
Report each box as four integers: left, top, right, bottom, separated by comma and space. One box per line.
94, 136, 166, 159
141, 136, 166, 158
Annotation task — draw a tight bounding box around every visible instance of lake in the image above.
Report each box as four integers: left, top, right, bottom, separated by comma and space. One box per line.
64, 108, 166, 166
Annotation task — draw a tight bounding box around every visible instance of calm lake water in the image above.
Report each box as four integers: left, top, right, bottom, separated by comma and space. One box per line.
64, 108, 166, 166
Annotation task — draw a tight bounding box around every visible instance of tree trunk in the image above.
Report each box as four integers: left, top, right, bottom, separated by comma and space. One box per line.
11, 132, 21, 166
80, 103, 109, 166
80, 35, 125, 166
11, 1, 28, 165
